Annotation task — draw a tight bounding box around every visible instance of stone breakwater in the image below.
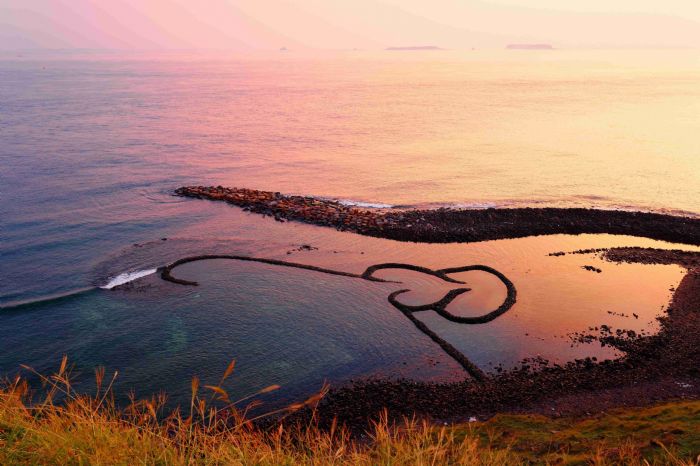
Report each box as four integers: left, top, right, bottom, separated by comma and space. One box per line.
175, 186, 385, 233
175, 186, 700, 245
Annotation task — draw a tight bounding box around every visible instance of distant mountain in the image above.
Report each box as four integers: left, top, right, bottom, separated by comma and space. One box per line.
386, 46, 444, 51
506, 44, 554, 50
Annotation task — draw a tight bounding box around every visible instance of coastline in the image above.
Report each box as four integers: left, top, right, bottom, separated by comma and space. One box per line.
306, 246, 700, 428
175, 186, 700, 246
174, 186, 700, 426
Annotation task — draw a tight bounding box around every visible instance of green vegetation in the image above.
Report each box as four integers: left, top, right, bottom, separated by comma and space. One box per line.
0, 358, 698, 465
469, 403, 699, 464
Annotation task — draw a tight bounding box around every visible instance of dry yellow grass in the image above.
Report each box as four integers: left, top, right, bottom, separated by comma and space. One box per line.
0, 357, 698, 465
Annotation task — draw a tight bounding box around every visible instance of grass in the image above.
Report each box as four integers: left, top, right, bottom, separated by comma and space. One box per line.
0, 358, 698, 465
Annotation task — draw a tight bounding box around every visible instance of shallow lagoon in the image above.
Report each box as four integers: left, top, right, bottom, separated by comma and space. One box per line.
1, 205, 693, 407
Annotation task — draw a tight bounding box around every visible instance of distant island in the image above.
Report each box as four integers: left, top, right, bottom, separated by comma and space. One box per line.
386, 46, 444, 51
506, 44, 554, 50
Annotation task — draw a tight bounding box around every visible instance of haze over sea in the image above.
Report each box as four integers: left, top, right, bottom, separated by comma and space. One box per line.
1, 49, 699, 404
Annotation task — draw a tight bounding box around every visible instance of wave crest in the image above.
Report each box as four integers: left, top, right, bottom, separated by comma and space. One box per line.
100, 268, 158, 289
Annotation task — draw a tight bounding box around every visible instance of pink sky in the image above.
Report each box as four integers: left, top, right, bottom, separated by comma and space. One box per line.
2, 0, 700, 50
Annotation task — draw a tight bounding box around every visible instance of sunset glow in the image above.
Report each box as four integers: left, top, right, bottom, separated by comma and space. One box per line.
3, 0, 700, 50
2, 2, 700, 462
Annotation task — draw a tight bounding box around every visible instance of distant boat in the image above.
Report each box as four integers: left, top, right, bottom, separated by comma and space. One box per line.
279, 47, 288, 52
386, 46, 444, 51
506, 44, 554, 50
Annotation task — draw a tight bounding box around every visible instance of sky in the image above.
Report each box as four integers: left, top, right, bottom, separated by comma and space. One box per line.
2, 0, 700, 50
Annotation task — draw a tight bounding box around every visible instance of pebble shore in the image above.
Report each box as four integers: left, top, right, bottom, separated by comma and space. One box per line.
175, 185, 700, 245
175, 186, 384, 233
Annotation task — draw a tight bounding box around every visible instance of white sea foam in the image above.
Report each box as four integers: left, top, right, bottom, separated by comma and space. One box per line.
100, 268, 158, 289
449, 202, 500, 210
337, 199, 394, 209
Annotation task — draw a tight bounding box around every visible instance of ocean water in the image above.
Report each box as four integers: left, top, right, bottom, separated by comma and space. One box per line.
1, 50, 699, 405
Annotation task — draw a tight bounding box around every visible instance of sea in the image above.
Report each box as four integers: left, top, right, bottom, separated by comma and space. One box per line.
1, 49, 699, 407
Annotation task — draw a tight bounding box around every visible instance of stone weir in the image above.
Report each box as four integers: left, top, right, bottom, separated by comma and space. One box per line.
175, 186, 390, 233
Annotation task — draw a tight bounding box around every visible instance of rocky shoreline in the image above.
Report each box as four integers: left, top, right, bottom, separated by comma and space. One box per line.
175, 186, 700, 245
175, 186, 700, 427
306, 247, 700, 428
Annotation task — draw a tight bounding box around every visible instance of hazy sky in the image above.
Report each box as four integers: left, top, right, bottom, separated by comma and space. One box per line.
2, 0, 700, 50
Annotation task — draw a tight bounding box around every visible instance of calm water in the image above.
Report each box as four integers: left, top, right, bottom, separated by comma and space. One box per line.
1, 50, 699, 404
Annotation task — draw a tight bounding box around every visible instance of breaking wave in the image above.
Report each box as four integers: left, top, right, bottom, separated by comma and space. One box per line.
336, 199, 395, 209
100, 268, 158, 289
